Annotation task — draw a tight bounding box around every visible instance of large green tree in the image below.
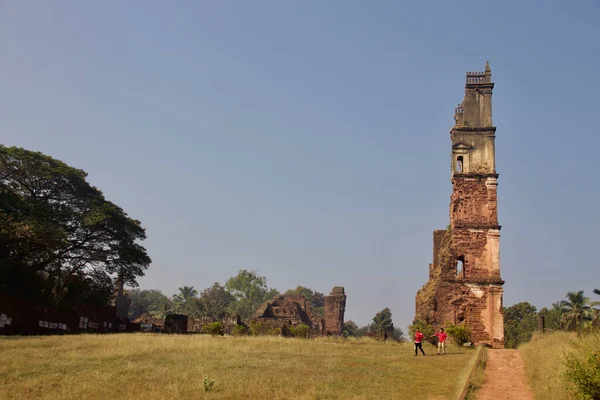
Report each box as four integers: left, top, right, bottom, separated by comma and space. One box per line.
343, 320, 359, 337
284, 285, 325, 318
538, 306, 563, 332
560, 290, 592, 332
197, 282, 235, 319
0, 146, 151, 306
127, 289, 172, 320
172, 286, 200, 316
225, 270, 278, 320
392, 327, 405, 341
503, 302, 538, 348
371, 307, 394, 337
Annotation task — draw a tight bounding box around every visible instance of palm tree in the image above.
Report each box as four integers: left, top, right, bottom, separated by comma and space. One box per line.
173, 286, 199, 315
151, 298, 174, 319
560, 290, 592, 332
174, 286, 198, 302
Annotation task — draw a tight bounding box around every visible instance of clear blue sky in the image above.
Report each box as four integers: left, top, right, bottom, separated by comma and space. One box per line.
1, 1, 599, 330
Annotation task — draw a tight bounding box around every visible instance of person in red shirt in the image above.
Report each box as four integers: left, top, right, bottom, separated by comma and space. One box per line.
414, 328, 425, 356
434, 328, 447, 355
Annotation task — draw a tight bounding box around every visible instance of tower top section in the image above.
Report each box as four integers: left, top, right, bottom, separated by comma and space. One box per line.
465, 61, 492, 85
454, 62, 494, 128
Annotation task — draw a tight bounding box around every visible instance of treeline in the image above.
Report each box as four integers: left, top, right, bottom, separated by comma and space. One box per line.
504, 289, 600, 348
127, 269, 325, 321
343, 308, 404, 340
0, 146, 406, 336
130, 278, 405, 339
0, 146, 150, 308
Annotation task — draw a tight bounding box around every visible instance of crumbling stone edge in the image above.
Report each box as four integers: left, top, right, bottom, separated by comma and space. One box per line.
457, 346, 487, 400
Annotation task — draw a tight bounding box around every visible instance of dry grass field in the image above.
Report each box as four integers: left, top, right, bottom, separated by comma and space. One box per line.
520, 331, 600, 400
0, 334, 479, 400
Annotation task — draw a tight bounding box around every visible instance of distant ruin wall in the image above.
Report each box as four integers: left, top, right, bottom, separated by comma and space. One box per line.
324, 287, 346, 335
0, 295, 138, 335
251, 287, 346, 336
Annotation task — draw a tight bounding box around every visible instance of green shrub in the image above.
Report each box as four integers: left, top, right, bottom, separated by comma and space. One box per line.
202, 322, 224, 336
290, 324, 310, 338
231, 324, 248, 336
202, 376, 215, 392
407, 320, 435, 344
445, 322, 472, 346
267, 327, 281, 336
565, 352, 600, 400
248, 321, 280, 336
249, 321, 261, 336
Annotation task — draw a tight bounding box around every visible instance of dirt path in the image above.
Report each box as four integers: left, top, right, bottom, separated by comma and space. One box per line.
476, 349, 534, 400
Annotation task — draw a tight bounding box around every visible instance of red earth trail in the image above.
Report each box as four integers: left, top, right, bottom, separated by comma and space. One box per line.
476, 349, 535, 400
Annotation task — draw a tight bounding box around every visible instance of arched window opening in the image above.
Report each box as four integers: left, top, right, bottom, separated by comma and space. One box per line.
456, 256, 465, 278
455, 156, 464, 173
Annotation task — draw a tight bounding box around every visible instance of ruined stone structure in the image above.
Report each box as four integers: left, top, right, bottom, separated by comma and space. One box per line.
252, 286, 346, 336
253, 295, 316, 327
187, 314, 242, 334
323, 287, 346, 335
164, 314, 188, 334
112, 275, 131, 322
415, 62, 504, 348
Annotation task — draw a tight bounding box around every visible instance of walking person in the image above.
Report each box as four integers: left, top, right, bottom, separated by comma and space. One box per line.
414, 328, 425, 356
434, 327, 447, 355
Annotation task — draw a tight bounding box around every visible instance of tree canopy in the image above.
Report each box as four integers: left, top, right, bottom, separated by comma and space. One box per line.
197, 282, 235, 319
0, 146, 151, 307
225, 270, 278, 319
127, 289, 172, 320
371, 307, 394, 336
284, 285, 325, 317
560, 290, 593, 332
173, 286, 200, 316
503, 302, 538, 348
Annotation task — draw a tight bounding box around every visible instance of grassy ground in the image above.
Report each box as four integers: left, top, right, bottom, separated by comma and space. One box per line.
520, 331, 600, 400
0, 334, 478, 400
461, 347, 486, 400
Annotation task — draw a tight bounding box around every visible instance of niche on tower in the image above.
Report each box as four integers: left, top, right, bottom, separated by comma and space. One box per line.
452, 142, 471, 175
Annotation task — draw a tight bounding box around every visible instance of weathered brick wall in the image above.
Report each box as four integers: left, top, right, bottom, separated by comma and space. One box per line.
416, 259, 504, 348
451, 227, 488, 280
417, 220, 504, 347
0, 295, 134, 335
251, 293, 325, 335
187, 316, 214, 332
324, 287, 346, 335
451, 176, 498, 227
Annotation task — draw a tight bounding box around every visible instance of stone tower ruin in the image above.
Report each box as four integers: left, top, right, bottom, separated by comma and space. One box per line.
415, 62, 504, 348
324, 287, 346, 335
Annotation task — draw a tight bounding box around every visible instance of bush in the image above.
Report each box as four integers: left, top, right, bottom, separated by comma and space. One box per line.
248, 321, 280, 336
290, 324, 310, 338
202, 322, 224, 336
407, 320, 435, 344
231, 324, 248, 336
565, 352, 600, 400
445, 322, 472, 346
267, 327, 281, 336
249, 321, 261, 336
